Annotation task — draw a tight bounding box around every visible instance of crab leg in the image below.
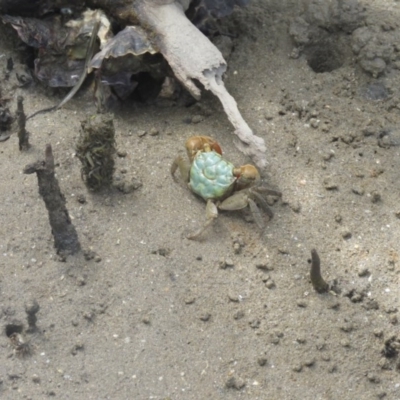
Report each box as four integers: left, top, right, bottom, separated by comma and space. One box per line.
187, 199, 218, 240
248, 198, 265, 230
251, 191, 274, 219
170, 155, 191, 182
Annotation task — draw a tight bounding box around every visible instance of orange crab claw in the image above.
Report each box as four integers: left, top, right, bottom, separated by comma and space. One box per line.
185, 136, 222, 161
233, 164, 260, 189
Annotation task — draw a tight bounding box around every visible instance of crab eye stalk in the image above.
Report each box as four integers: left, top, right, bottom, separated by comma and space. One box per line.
185, 136, 222, 161
234, 164, 260, 187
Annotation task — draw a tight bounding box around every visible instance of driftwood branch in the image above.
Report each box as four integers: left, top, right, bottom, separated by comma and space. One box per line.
132, 1, 267, 168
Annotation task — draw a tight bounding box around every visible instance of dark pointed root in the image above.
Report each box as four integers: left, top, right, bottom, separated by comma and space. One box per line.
23, 144, 81, 255
310, 249, 329, 293
17, 96, 30, 150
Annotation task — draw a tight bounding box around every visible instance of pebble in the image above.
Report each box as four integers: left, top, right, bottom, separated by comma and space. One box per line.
114, 177, 143, 194
225, 376, 246, 390
292, 364, 303, 372
303, 358, 315, 367
352, 186, 365, 196
315, 339, 326, 350
373, 329, 384, 338
296, 299, 307, 308
334, 214, 342, 223
370, 191, 381, 203
289, 201, 301, 213
76, 276, 86, 286
249, 319, 261, 329
322, 151, 335, 161
191, 115, 204, 124
32, 374, 40, 383
138, 130, 147, 137
341, 229, 352, 239
117, 150, 127, 157
265, 279, 276, 289
264, 112, 274, 121
71, 342, 84, 355
77, 194, 86, 204
269, 331, 283, 344
370, 167, 385, 177
340, 323, 354, 333
367, 372, 381, 384
278, 248, 289, 255
219, 258, 234, 269
228, 293, 240, 302
233, 242, 241, 254
260, 274, 271, 283
184, 297, 195, 305
328, 365, 337, 373
321, 122, 331, 133
376, 392, 387, 399
309, 118, 320, 128
377, 357, 390, 370
225, 258, 234, 267
149, 128, 159, 136
233, 311, 245, 320
389, 314, 398, 325
384, 306, 398, 314
350, 293, 363, 303
257, 357, 268, 366
142, 316, 151, 325
323, 177, 338, 190
199, 313, 211, 322
340, 339, 350, 348
358, 267, 370, 277
363, 299, 379, 310
256, 262, 274, 271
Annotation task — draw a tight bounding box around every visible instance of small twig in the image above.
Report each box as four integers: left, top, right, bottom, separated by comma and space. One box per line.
17, 96, 30, 150
24, 144, 81, 256
310, 249, 329, 293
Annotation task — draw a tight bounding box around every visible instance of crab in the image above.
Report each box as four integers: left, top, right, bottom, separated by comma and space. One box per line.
171, 136, 281, 239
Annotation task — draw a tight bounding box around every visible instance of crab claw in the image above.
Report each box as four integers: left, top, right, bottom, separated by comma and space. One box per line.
233, 164, 260, 188
185, 136, 222, 161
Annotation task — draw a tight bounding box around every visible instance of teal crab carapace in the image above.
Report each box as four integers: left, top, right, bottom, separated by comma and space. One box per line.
171, 136, 281, 239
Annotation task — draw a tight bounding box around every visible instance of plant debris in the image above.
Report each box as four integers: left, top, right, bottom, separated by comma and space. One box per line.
76, 114, 116, 191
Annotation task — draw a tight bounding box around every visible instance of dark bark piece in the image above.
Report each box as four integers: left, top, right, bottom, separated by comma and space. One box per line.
24, 144, 81, 255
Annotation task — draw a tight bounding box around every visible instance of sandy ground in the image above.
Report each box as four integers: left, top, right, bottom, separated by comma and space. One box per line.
1, 0, 400, 399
